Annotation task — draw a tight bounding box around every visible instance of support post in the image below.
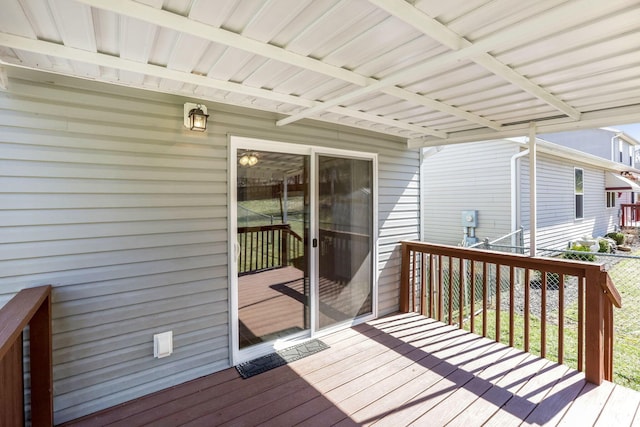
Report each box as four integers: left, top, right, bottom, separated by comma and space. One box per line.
528, 123, 537, 256
30, 292, 53, 427
584, 270, 605, 385
400, 242, 410, 312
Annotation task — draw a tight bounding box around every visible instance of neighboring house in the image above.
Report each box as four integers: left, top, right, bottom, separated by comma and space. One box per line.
540, 128, 639, 169
422, 131, 640, 251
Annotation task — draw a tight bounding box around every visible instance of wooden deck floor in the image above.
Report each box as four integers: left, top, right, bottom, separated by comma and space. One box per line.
62, 312, 640, 427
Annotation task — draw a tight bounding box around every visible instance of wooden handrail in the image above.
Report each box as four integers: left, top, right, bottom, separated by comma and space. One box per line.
400, 241, 620, 385
0, 285, 53, 427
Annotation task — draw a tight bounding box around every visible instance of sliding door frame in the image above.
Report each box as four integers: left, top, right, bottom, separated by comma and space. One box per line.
228, 135, 378, 365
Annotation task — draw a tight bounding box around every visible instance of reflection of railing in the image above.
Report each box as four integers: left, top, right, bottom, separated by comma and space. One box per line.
319, 228, 370, 282
0, 285, 53, 426
400, 241, 621, 385
620, 204, 640, 227
238, 224, 303, 275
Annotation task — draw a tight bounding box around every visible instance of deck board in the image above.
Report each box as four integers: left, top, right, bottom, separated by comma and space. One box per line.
61, 313, 640, 427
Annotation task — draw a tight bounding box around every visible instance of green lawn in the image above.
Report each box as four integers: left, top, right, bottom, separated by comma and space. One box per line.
459, 253, 640, 391
607, 252, 640, 390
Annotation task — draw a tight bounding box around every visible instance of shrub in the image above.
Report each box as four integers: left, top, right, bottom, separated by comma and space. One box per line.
605, 232, 625, 246
598, 239, 611, 253
563, 244, 596, 262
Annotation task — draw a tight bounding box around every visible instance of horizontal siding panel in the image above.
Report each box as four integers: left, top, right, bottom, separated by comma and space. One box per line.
0, 177, 218, 194
54, 351, 228, 415
53, 300, 228, 350
2, 219, 222, 243
0, 207, 226, 227
1, 231, 226, 260
0, 159, 225, 182
0, 193, 227, 209
53, 267, 226, 303
53, 313, 228, 364
54, 319, 227, 375
0, 126, 220, 161
55, 288, 226, 334
0, 258, 227, 299
57, 279, 228, 320
0, 243, 227, 278
55, 334, 228, 395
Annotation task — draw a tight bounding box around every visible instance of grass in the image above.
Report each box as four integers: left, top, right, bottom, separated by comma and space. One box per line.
453, 252, 640, 391
463, 309, 580, 370
607, 251, 640, 390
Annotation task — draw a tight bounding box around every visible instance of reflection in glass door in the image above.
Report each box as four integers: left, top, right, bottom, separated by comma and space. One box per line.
236, 149, 310, 349
317, 156, 373, 329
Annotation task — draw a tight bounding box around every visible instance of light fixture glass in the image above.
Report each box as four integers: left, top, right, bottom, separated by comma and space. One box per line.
188, 105, 209, 131
184, 102, 209, 132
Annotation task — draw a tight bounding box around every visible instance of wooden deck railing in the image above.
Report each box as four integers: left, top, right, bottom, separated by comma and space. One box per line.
620, 203, 640, 227
0, 285, 53, 427
238, 224, 303, 275
400, 241, 621, 385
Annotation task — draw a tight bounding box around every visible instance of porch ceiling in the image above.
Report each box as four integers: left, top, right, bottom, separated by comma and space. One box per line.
0, 0, 639, 147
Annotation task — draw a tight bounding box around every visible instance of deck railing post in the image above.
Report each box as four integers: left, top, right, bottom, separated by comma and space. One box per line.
29, 291, 53, 427
400, 242, 410, 312
584, 269, 605, 385
0, 285, 53, 427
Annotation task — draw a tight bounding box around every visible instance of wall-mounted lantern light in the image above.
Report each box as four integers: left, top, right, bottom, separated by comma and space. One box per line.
184, 102, 209, 132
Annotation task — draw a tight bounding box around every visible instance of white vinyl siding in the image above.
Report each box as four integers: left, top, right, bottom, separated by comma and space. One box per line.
520, 155, 615, 250
422, 140, 516, 246
0, 70, 419, 423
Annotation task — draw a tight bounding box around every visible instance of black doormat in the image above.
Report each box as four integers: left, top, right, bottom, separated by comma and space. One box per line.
236, 339, 329, 379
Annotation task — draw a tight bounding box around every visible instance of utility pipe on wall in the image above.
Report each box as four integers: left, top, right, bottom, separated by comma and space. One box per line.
528, 123, 537, 256
510, 148, 529, 249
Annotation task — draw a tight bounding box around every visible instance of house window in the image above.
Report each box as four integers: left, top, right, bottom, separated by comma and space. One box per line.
619, 139, 624, 163
606, 191, 616, 208
629, 145, 633, 166
575, 168, 584, 219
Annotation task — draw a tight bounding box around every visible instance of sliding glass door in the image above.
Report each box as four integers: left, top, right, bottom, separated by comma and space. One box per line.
317, 156, 373, 329
231, 137, 375, 362
236, 150, 310, 349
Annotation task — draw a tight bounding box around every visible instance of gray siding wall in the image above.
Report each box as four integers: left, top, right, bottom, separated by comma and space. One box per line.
422, 141, 516, 246
540, 129, 619, 163
0, 71, 419, 423
520, 154, 616, 250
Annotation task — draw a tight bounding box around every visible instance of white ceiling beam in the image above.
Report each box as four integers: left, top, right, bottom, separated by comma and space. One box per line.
0, 33, 446, 138
75, 0, 495, 132
408, 105, 640, 148
277, 0, 592, 130
76, 0, 369, 86
279, 0, 616, 127
370, 0, 582, 119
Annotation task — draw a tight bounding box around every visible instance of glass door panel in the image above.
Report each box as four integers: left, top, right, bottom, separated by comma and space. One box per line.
317, 155, 373, 329
236, 149, 310, 349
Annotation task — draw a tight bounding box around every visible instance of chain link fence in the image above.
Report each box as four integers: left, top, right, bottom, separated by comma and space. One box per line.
471, 228, 640, 390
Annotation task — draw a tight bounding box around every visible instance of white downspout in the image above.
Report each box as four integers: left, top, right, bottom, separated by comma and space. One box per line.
528, 123, 538, 256
510, 148, 529, 249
